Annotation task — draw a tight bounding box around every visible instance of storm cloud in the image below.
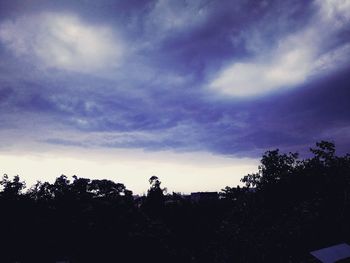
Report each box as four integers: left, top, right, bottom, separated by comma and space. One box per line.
0, 0, 349, 159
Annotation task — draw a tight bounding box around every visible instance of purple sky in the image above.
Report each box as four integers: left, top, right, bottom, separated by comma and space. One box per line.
0, 0, 349, 193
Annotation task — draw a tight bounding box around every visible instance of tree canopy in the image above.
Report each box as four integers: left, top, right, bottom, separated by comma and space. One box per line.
0, 141, 349, 262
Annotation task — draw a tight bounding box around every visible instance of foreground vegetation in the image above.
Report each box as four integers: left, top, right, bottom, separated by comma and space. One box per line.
1, 141, 350, 262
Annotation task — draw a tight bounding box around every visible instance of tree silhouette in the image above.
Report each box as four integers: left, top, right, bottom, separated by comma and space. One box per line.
0, 141, 349, 262
143, 176, 166, 216
0, 174, 26, 199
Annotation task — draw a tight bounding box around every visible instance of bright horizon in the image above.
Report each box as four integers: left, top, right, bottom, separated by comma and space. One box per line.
0, 146, 259, 194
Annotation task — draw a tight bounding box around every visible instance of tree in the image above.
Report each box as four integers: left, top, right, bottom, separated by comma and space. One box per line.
148, 176, 166, 197
144, 176, 166, 214
220, 186, 243, 201
310, 140, 335, 166
51, 175, 71, 200
0, 174, 26, 199
27, 181, 53, 201
89, 179, 128, 199
71, 176, 92, 201
241, 150, 298, 190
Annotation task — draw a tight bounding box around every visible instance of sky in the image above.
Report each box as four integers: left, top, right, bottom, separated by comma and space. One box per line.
0, 0, 349, 194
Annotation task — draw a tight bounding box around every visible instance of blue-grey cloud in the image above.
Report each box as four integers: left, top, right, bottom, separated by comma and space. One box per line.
0, 0, 349, 158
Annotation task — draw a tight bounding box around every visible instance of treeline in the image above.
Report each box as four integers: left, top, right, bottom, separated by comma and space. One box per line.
1, 141, 350, 262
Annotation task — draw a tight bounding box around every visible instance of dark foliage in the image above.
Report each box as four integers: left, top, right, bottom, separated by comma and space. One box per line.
0, 141, 349, 262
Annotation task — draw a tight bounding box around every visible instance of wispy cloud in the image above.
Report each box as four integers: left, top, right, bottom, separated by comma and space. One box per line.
0, 12, 124, 73
144, 0, 209, 39
209, 0, 350, 98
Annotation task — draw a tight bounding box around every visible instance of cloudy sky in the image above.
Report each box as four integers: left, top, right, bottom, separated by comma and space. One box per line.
0, 0, 349, 193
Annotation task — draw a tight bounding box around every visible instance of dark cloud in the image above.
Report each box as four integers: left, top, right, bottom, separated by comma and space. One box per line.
0, 0, 349, 158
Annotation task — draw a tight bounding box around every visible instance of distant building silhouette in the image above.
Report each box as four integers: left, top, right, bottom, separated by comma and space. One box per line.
190, 192, 218, 202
